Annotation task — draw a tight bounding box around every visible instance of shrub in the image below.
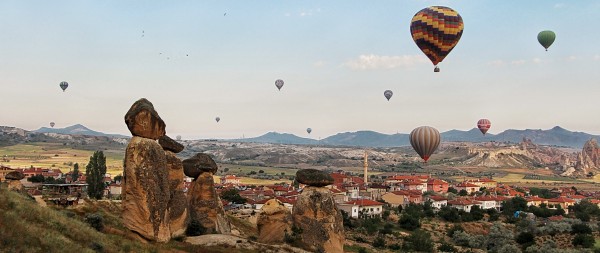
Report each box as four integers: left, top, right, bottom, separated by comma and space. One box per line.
399, 214, 420, 231
403, 230, 433, 252
84, 213, 104, 232
438, 242, 457, 252
388, 243, 401, 250
357, 247, 368, 253
447, 224, 464, 237
372, 237, 386, 248
186, 219, 206, 236
571, 223, 592, 235
516, 231, 535, 249
572, 234, 595, 248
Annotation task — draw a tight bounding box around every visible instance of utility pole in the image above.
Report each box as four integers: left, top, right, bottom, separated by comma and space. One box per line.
363, 150, 368, 186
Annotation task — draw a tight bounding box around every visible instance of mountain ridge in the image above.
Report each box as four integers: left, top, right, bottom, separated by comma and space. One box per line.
33, 124, 129, 138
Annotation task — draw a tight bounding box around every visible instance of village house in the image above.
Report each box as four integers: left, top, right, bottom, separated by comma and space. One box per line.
525, 196, 548, 207
0, 166, 14, 182
447, 199, 480, 212
455, 182, 480, 194
474, 196, 499, 210
427, 178, 449, 193
108, 183, 122, 199
426, 195, 448, 209
547, 196, 576, 211
220, 175, 241, 185
338, 199, 384, 218
467, 178, 497, 189
381, 190, 423, 207
16, 167, 63, 179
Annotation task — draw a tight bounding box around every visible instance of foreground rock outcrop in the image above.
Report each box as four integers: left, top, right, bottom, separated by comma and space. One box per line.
5, 171, 25, 192
165, 150, 188, 237
576, 138, 600, 174
295, 169, 334, 187
186, 153, 231, 234
257, 199, 292, 244
123, 136, 171, 242
292, 174, 344, 253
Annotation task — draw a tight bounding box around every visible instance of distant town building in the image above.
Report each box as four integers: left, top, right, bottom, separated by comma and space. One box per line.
220, 175, 241, 185
455, 182, 480, 194
0, 166, 14, 182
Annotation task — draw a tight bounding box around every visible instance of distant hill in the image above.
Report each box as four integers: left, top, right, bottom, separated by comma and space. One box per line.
34, 124, 129, 138
233, 132, 318, 145
227, 126, 599, 148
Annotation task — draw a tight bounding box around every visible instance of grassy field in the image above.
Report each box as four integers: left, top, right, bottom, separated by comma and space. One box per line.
220, 164, 298, 176
0, 143, 124, 176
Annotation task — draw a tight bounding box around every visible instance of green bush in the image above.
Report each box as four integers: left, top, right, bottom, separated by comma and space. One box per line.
515, 231, 535, 249
84, 213, 104, 232
403, 230, 433, 252
571, 223, 592, 235
398, 214, 420, 231
372, 237, 386, 248
572, 234, 594, 248
438, 242, 456, 252
447, 224, 464, 237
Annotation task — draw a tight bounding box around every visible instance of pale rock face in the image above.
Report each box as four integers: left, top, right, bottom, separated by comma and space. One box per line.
124, 98, 166, 140
257, 199, 292, 244
292, 186, 345, 253
123, 136, 171, 242
7, 180, 23, 191
576, 139, 600, 174
187, 172, 231, 234
165, 151, 188, 237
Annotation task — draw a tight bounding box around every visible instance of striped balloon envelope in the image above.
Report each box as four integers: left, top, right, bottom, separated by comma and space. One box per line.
477, 119, 491, 135
410, 6, 464, 72
409, 126, 440, 162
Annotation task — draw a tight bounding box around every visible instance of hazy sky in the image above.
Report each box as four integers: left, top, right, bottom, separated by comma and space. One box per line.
2, 1, 599, 139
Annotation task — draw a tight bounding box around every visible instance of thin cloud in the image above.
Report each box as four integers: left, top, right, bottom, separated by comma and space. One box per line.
511, 60, 526, 66
343, 54, 428, 70
313, 61, 326, 68
488, 60, 505, 67
566, 56, 578, 62
532, 58, 542, 64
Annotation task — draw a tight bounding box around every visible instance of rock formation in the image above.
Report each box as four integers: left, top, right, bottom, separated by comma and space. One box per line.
257, 199, 292, 244
5, 170, 24, 191
165, 151, 188, 237
575, 139, 600, 174
124, 98, 166, 140
292, 170, 344, 253
122, 98, 171, 242
182, 153, 218, 180
295, 168, 334, 187
186, 153, 231, 234
159, 135, 184, 153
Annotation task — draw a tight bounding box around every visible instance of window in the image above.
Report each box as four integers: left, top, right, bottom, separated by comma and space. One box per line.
376, 208, 379, 211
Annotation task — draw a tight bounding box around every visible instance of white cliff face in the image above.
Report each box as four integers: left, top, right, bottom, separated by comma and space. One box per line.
575, 139, 600, 175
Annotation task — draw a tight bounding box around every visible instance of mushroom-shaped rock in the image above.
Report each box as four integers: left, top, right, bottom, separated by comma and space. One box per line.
182, 153, 218, 179
5, 170, 25, 180
295, 169, 334, 187
124, 98, 166, 140
159, 135, 184, 153
165, 151, 188, 237
257, 199, 292, 244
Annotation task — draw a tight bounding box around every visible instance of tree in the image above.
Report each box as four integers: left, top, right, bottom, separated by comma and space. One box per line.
399, 214, 420, 231
448, 187, 458, 194
572, 234, 594, 248
459, 189, 468, 196
516, 231, 535, 249
438, 206, 461, 222
220, 189, 247, 204
113, 174, 123, 183
258, 169, 264, 174
571, 223, 592, 235
502, 196, 528, 216
72, 163, 80, 182
469, 205, 485, 221
372, 237, 386, 248
86, 151, 107, 199
403, 230, 434, 252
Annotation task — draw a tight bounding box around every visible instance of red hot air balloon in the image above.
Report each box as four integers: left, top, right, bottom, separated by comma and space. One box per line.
409, 126, 440, 162
477, 119, 491, 135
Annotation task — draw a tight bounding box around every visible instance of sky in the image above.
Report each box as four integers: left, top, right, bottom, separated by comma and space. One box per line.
1, 1, 600, 139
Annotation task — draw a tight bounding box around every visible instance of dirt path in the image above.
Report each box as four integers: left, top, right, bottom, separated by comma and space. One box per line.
33, 196, 47, 207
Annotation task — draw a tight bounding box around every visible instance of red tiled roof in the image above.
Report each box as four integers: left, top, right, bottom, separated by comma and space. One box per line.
548, 197, 576, 203
570, 195, 586, 199
427, 179, 448, 185
448, 199, 480, 206
428, 195, 447, 201
345, 199, 384, 206
456, 182, 479, 188
525, 196, 546, 202
474, 196, 497, 201
548, 215, 564, 221
589, 199, 600, 204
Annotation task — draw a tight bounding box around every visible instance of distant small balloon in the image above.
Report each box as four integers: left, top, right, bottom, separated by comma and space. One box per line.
59, 81, 68, 92
384, 90, 393, 101
50, 122, 55, 128
176, 135, 182, 141
215, 117, 220, 123
477, 119, 491, 135
307, 128, 312, 134
537, 30, 556, 51
275, 79, 284, 91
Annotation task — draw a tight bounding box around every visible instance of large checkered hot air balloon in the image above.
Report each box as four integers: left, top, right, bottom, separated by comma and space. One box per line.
410, 6, 464, 72
477, 119, 491, 135
410, 126, 440, 162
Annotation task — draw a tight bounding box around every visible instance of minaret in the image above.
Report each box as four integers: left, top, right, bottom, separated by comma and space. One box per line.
363, 150, 368, 185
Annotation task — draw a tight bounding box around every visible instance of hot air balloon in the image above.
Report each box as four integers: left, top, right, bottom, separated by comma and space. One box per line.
306, 128, 312, 134
215, 117, 220, 123
384, 90, 393, 101
50, 122, 55, 128
176, 135, 182, 141
410, 6, 464, 72
275, 79, 284, 91
537, 30, 556, 51
477, 119, 491, 135
59, 81, 69, 92
409, 126, 440, 162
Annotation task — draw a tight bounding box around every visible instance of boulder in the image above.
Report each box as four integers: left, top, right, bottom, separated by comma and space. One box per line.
292, 186, 344, 253
124, 98, 166, 140
187, 172, 231, 234
5, 170, 25, 180
295, 169, 334, 187
182, 153, 218, 179
123, 136, 171, 242
7, 180, 23, 191
165, 151, 188, 237
159, 135, 184, 153
257, 199, 292, 244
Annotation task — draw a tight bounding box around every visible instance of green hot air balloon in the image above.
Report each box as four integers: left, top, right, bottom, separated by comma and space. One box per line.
537, 30, 556, 51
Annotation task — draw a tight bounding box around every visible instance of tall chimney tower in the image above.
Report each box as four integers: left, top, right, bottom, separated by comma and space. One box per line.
363, 150, 368, 185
